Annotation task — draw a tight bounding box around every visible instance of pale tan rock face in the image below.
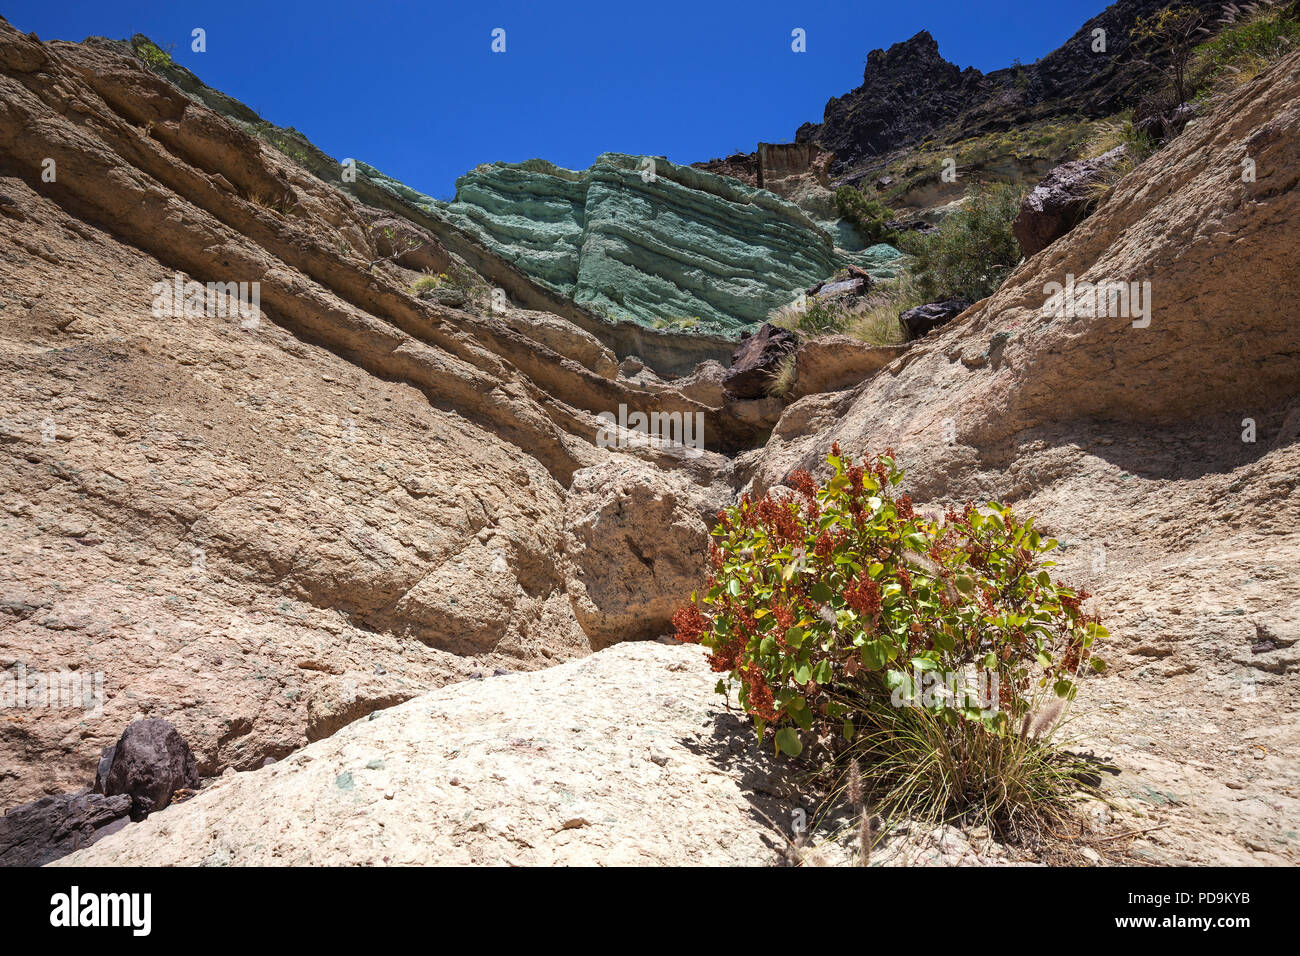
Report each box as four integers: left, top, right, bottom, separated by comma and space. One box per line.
562, 458, 729, 648
789, 337, 909, 400
51, 641, 1023, 867
56, 643, 791, 866
0, 22, 724, 807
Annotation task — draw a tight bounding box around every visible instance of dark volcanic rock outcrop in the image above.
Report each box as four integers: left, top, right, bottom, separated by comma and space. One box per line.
1014, 146, 1127, 257
900, 299, 973, 340
796, 31, 985, 173
94, 719, 201, 821
797, 0, 1223, 175
722, 324, 799, 399
0, 792, 131, 867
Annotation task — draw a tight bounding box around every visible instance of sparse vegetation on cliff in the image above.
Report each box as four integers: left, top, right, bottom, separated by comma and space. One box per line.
834, 187, 898, 245
1193, 0, 1300, 93
131, 38, 172, 69
899, 183, 1025, 302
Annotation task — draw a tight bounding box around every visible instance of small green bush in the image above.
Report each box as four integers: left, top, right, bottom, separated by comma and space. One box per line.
1193, 1, 1300, 91
674, 446, 1105, 756
134, 40, 172, 69
411, 273, 447, 295
834, 187, 898, 245
899, 183, 1024, 302
793, 298, 850, 335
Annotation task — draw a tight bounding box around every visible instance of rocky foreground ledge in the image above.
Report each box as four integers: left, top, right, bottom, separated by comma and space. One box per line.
56, 642, 1028, 867
56, 643, 792, 866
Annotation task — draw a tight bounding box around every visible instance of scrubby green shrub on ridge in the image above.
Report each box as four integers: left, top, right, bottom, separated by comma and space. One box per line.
900, 182, 1024, 302
834, 187, 898, 246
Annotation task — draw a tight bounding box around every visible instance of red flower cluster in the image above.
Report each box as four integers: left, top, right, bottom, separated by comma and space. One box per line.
672, 604, 709, 644
756, 495, 800, 544
772, 602, 796, 632
844, 575, 882, 617
741, 664, 779, 722
788, 469, 817, 500
813, 531, 834, 559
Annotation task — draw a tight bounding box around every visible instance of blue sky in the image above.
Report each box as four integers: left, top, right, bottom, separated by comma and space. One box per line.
4, 0, 1111, 199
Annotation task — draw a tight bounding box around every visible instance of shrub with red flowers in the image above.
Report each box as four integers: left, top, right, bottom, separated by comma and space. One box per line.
673, 446, 1106, 759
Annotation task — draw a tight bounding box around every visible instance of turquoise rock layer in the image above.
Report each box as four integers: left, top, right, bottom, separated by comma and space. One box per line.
362, 154, 901, 334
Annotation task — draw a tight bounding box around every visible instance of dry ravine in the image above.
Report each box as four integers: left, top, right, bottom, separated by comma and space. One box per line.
1, 18, 1297, 867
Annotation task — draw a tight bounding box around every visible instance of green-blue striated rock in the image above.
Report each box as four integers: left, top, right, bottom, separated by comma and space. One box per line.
361, 154, 901, 334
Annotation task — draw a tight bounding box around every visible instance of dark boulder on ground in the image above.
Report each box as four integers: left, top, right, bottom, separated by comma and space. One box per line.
93, 718, 200, 821
0, 791, 131, 866
885, 218, 937, 236
900, 299, 972, 339
1135, 101, 1198, 144
1012, 146, 1127, 257
722, 323, 799, 399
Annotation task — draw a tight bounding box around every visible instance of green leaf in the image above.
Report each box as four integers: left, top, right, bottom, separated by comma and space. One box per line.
791, 703, 814, 730
727, 578, 741, 597
794, 662, 812, 684
811, 580, 834, 603
775, 727, 802, 757
954, 574, 976, 595
759, 636, 777, 656
842, 718, 855, 741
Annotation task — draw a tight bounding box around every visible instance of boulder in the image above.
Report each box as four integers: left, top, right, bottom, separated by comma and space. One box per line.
418, 285, 469, 309
94, 719, 201, 821
808, 276, 869, 299
722, 323, 799, 399
1012, 146, 1126, 257
885, 217, 937, 235
1135, 101, 1198, 144
790, 337, 910, 399
562, 459, 725, 649
0, 791, 131, 867
899, 299, 971, 340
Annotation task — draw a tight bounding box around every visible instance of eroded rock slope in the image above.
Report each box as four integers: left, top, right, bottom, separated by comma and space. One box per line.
0, 21, 737, 806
